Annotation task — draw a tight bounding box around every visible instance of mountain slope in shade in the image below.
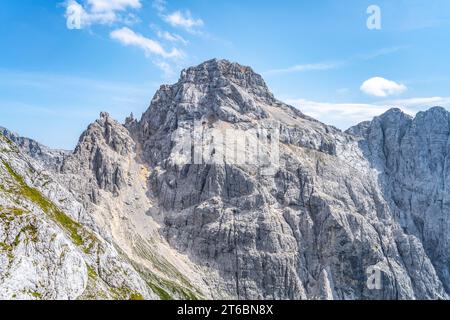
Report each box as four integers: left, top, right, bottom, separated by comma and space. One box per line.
0, 59, 449, 299
347, 107, 450, 294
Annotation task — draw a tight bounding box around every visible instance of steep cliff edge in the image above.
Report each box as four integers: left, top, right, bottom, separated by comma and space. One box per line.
347, 107, 450, 294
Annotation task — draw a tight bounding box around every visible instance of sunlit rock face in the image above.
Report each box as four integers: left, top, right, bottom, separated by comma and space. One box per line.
0, 59, 448, 300
0, 133, 157, 300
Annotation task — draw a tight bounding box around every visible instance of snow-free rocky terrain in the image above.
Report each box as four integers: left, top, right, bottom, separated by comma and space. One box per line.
0, 59, 449, 300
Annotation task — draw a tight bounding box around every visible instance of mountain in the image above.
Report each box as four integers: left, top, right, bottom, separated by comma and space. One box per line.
0, 132, 156, 299
0, 59, 449, 300
347, 107, 450, 294
0, 127, 69, 171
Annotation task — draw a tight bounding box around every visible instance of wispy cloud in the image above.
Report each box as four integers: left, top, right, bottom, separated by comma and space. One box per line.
265, 46, 408, 76
153, 61, 176, 78
163, 11, 204, 32
110, 27, 183, 59
152, 0, 204, 34
265, 62, 342, 75
87, 0, 141, 12
151, 24, 188, 45
64, 0, 141, 29
158, 30, 188, 44
287, 99, 390, 128
0, 68, 156, 101
286, 96, 450, 130
383, 96, 450, 110
356, 46, 410, 60
360, 77, 407, 97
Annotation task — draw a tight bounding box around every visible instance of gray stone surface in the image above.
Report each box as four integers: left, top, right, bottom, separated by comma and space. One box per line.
0, 133, 157, 300
0, 126, 69, 171
1, 59, 449, 300
347, 107, 450, 295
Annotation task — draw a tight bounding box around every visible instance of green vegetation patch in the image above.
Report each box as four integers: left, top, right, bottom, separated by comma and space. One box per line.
86, 264, 98, 279
0, 208, 17, 222
1, 160, 91, 248
147, 282, 173, 300
0, 135, 19, 153
0, 239, 15, 262
133, 240, 201, 300
13, 224, 38, 245
109, 286, 146, 300
129, 293, 145, 300
30, 291, 42, 299
0, 241, 13, 252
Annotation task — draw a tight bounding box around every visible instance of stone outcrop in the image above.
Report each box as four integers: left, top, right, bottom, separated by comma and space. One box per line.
0, 133, 157, 300
0, 126, 69, 171
347, 107, 450, 294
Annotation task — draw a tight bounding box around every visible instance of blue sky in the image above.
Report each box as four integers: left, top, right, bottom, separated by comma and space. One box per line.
1, 0, 450, 149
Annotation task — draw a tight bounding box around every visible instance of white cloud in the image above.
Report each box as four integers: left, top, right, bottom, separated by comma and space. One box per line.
87, 0, 141, 12
150, 24, 188, 45
163, 10, 204, 31
157, 30, 188, 45
110, 27, 183, 59
265, 62, 341, 75
286, 99, 391, 129
360, 77, 407, 97
65, 0, 141, 29
64, 0, 183, 79
383, 96, 450, 109
151, 0, 203, 31
286, 96, 450, 130
66, 0, 115, 29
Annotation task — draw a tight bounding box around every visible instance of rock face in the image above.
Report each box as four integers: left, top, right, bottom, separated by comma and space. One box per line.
59, 111, 215, 300
126, 59, 448, 299
0, 134, 157, 300
347, 107, 450, 294
0, 59, 449, 300
0, 127, 69, 171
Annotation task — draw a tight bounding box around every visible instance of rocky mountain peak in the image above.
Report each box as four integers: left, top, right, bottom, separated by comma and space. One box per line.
379, 107, 408, 118
415, 106, 450, 124
178, 59, 273, 100
76, 112, 135, 156
347, 106, 450, 139
346, 107, 412, 137
61, 112, 136, 197
135, 60, 281, 157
